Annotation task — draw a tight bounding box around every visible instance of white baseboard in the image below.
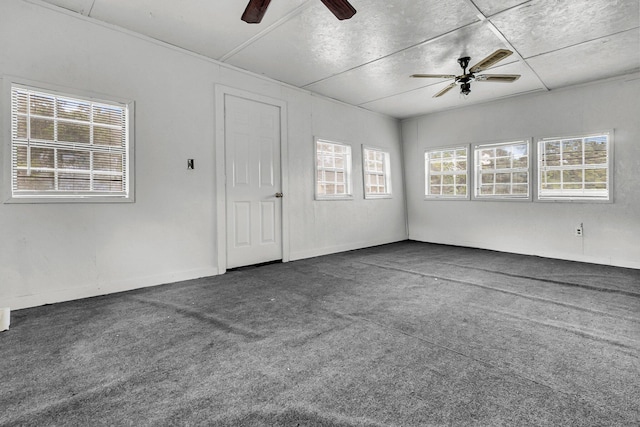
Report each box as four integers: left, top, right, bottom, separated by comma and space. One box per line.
289, 236, 408, 261
408, 234, 640, 270
4, 267, 220, 311
0, 307, 9, 331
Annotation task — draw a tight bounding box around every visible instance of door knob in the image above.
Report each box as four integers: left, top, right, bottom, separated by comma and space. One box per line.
275, 192, 283, 198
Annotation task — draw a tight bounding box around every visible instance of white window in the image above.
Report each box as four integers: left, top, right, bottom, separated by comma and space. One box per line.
474, 140, 530, 199
315, 138, 352, 199
425, 146, 468, 199
537, 132, 612, 201
7, 83, 133, 202
363, 147, 391, 198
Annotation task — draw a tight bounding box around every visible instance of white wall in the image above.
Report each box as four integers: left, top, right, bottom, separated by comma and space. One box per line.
403, 74, 640, 269
0, 0, 406, 309
286, 94, 406, 260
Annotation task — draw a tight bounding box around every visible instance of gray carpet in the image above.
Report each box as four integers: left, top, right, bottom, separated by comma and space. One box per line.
1, 241, 639, 426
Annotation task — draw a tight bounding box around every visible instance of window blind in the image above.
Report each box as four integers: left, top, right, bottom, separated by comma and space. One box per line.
10, 85, 129, 198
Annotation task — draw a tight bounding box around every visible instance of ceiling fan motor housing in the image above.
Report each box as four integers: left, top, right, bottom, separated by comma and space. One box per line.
411, 50, 519, 98
457, 56, 471, 71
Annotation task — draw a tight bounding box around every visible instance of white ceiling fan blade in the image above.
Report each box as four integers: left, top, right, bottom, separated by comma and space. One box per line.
475, 74, 521, 82
469, 49, 513, 73
410, 74, 456, 79
433, 83, 457, 98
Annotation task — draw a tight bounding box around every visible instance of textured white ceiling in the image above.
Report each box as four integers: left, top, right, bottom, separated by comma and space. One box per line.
38, 0, 640, 119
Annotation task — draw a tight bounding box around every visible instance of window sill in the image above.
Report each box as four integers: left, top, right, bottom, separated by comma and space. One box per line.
315, 195, 354, 201
424, 196, 469, 201
5, 194, 134, 204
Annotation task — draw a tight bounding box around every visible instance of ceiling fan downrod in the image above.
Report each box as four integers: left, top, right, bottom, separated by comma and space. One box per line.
456, 56, 472, 95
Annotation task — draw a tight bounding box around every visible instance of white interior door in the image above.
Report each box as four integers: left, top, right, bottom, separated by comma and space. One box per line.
225, 94, 282, 269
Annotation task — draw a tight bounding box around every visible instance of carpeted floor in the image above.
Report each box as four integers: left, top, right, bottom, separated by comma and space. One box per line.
1, 241, 639, 426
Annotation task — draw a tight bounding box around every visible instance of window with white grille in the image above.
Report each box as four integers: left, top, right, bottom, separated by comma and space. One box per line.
315, 138, 352, 199
363, 147, 391, 198
474, 140, 530, 199
8, 83, 133, 201
537, 132, 611, 201
425, 146, 468, 199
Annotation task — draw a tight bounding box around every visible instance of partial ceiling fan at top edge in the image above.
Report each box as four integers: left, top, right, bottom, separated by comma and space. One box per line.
320, 0, 356, 20
242, 0, 356, 23
241, 0, 271, 24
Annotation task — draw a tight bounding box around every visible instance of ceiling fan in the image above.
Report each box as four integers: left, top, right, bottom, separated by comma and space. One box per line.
411, 49, 520, 97
242, 0, 356, 24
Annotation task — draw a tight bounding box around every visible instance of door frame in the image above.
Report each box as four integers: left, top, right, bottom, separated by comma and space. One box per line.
215, 84, 289, 274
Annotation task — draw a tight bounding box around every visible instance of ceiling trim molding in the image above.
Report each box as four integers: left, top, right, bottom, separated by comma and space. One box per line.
218, 0, 315, 62
398, 70, 640, 121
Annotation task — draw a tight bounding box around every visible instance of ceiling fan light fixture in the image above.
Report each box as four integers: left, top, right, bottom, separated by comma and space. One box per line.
457, 56, 470, 72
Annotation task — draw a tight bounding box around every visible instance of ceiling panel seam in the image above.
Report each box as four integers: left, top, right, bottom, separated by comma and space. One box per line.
378, 88, 547, 120
219, 0, 315, 62
357, 83, 449, 106
521, 27, 640, 60
485, 22, 548, 91
461, 0, 489, 22
462, 0, 548, 91
481, 0, 533, 18
301, 20, 484, 89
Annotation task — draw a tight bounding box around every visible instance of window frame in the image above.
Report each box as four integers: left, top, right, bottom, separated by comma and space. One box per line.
3, 77, 135, 204
314, 137, 353, 201
536, 131, 613, 203
362, 146, 392, 199
424, 145, 470, 200
473, 139, 532, 201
